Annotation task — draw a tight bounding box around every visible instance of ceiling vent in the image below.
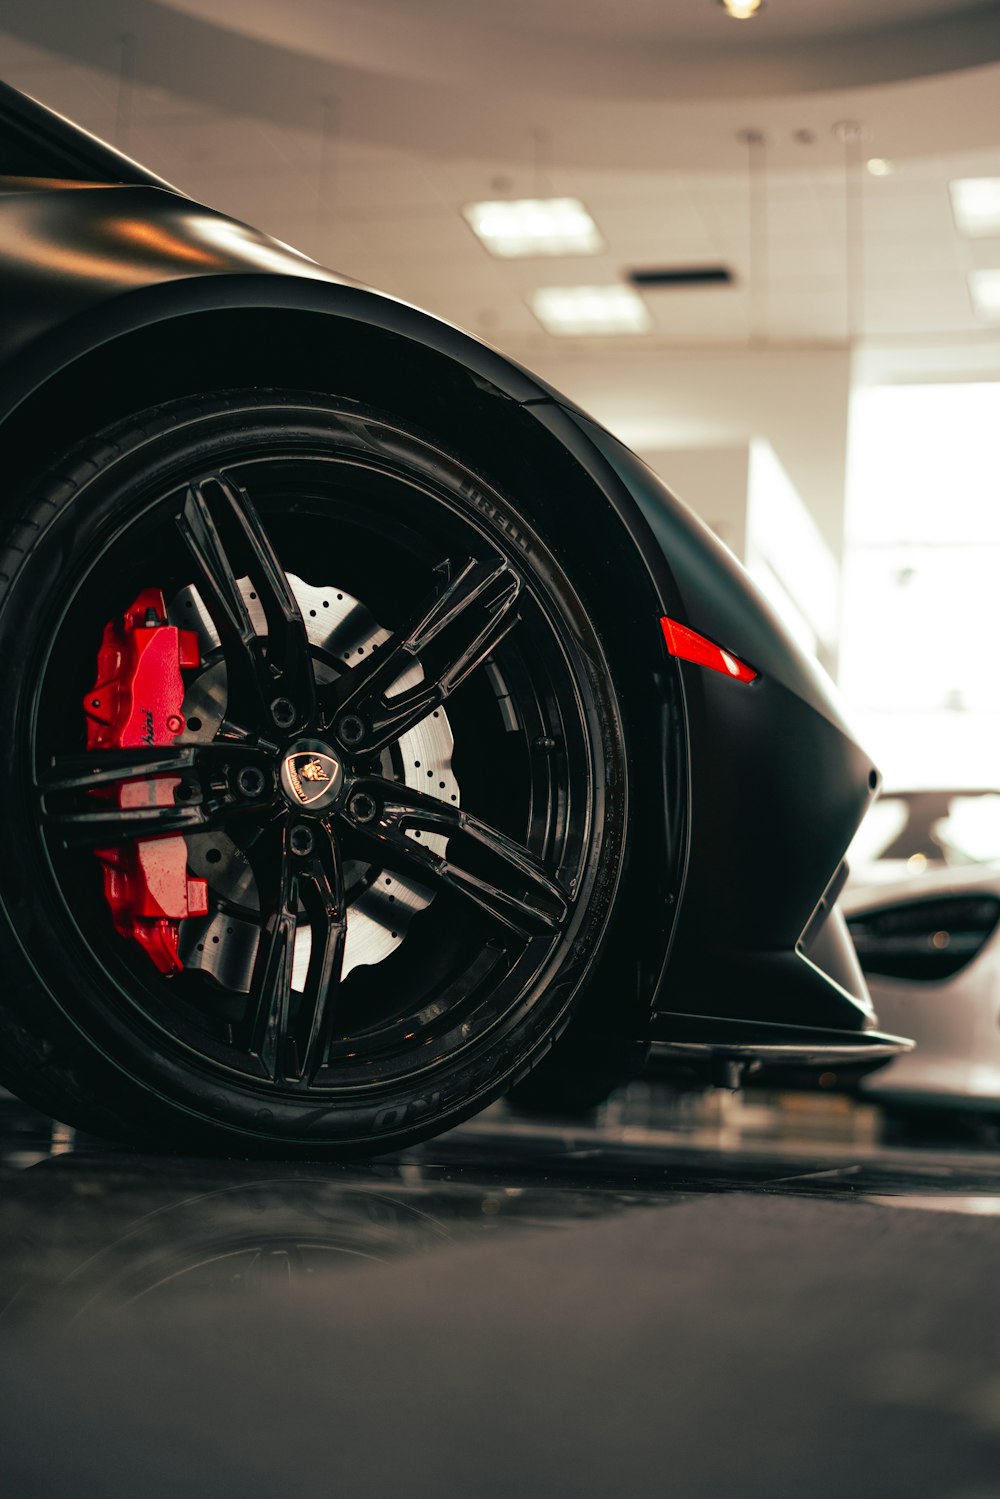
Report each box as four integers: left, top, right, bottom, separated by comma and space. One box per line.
628, 266, 735, 288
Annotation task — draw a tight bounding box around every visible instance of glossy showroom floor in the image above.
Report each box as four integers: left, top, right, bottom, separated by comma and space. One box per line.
3, 1084, 1000, 1498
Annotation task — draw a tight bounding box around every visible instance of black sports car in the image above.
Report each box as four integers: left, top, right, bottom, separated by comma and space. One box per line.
0, 82, 908, 1155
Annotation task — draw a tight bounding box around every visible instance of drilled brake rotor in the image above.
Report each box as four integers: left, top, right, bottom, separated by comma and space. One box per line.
166, 574, 461, 991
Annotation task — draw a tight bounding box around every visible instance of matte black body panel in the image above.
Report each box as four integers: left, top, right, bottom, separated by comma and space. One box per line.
564, 418, 859, 733
522, 414, 880, 1033
0, 83, 895, 1062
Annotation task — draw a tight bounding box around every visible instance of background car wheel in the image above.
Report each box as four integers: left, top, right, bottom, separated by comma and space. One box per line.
879, 1104, 1000, 1147
0, 390, 634, 1156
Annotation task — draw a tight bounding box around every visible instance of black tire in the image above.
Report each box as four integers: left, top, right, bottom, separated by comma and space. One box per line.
0, 390, 634, 1156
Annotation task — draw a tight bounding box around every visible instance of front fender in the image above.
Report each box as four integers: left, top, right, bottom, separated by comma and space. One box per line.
543, 410, 881, 1036
0, 182, 554, 425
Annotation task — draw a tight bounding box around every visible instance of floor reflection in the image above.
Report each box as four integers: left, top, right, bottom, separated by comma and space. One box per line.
1, 1152, 665, 1327
5, 1082, 1000, 1328
5, 1086, 1000, 1499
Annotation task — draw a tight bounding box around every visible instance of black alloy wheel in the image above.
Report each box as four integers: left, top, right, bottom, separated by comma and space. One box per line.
0, 391, 631, 1154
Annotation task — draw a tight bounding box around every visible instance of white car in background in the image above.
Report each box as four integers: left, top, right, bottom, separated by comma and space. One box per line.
844, 790, 1000, 1131
847, 787, 1000, 883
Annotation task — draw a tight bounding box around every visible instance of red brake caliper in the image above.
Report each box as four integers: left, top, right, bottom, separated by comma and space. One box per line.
84, 587, 210, 974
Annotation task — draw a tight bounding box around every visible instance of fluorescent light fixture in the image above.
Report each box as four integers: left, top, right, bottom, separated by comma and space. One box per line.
463, 198, 602, 257
951, 178, 1000, 238
969, 269, 1000, 321
866, 157, 894, 177
718, 0, 764, 16
530, 284, 652, 336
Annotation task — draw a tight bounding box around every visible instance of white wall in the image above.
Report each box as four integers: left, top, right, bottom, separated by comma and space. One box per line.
525, 345, 852, 560
639, 438, 839, 670
637, 444, 751, 558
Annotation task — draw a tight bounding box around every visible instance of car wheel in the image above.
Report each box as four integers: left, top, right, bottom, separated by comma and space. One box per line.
0, 390, 631, 1155
879, 1104, 1000, 1147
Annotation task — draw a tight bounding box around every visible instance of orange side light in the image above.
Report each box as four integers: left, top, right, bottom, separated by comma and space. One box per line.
660, 617, 758, 684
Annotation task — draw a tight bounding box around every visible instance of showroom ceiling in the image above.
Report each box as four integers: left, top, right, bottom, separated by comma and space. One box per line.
2, 0, 1000, 357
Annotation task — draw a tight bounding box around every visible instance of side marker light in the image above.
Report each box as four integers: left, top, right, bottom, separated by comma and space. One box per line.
660, 617, 758, 684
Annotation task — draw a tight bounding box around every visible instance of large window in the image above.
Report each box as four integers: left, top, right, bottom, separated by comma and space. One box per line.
841, 382, 1000, 790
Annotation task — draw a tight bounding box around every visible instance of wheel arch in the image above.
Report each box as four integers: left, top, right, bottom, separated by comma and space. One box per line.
0, 285, 690, 1073
0, 289, 529, 489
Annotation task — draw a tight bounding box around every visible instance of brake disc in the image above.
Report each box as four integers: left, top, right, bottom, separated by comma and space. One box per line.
167, 574, 461, 990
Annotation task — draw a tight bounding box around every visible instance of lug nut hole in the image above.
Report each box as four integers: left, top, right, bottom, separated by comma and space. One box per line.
338, 713, 365, 747
236, 766, 267, 799
348, 791, 378, 824
290, 825, 315, 857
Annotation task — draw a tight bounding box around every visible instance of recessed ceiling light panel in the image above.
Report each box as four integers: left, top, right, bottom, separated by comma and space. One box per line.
968, 269, 1000, 321
529, 285, 652, 337
463, 198, 603, 258
951, 179, 1000, 238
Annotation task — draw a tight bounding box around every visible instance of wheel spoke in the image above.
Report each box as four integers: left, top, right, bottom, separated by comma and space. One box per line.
178, 474, 315, 731
344, 776, 568, 937
43, 802, 216, 843
326, 556, 521, 753
291, 821, 347, 1084
249, 823, 299, 1082
40, 743, 264, 793
248, 821, 346, 1084
39, 744, 275, 847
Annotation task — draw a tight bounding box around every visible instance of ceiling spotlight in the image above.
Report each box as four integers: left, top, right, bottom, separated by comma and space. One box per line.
866, 158, 894, 177
719, 0, 765, 17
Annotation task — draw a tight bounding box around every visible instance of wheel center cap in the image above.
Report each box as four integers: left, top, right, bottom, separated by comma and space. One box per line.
279, 739, 344, 812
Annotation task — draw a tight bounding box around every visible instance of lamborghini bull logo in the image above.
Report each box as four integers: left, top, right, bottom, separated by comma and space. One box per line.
285, 752, 340, 805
